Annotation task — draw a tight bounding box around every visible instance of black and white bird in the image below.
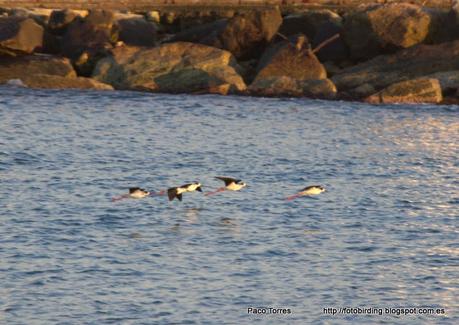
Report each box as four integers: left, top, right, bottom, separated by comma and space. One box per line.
112, 187, 151, 202
167, 182, 202, 201
206, 177, 247, 196
286, 185, 325, 201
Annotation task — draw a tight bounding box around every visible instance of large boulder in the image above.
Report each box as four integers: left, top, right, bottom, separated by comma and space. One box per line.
61, 10, 118, 76
365, 78, 442, 104
177, 10, 235, 32
312, 21, 348, 62
425, 8, 459, 44
368, 4, 431, 48
332, 41, 459, 95
48, 9, 87, 34
0, 17, 44, 55
424, 71, 459, 94
169, 19, 227, 45
42, 30, 61, 55
169, 9, 282, 60
348, 83, 376, 99
61, 10, 117, 60
249, 76, 336, 99
218, 9, 282, 60
277, 10, 349, 63
8, 8, 53, 26
278, 10, 342, 41
253, 40, 327, 83
14, 74, 113, 90
344, 4, 431, 60
92, 42, 246, 94
0, 55, 76, 84
115, 15, 157, 47
249, 39, 332, 98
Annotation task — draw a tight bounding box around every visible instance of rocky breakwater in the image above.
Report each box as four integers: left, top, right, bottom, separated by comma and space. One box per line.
0, 3, 459, 104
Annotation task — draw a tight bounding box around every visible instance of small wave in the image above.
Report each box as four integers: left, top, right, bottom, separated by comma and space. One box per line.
12, 152, 42, 165
346, 246, 377, 252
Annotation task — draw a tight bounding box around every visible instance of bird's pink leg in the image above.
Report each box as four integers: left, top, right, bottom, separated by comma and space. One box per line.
286, 193, 301, 201
205, 187, 226, 196
150, 190, 166, 196
112, 194, 130, 202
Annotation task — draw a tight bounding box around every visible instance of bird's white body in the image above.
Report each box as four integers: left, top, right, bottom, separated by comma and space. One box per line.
129, 189, 150, 198
206, 176, 247, 196
299, 186, 325, 196
168, 182, 202, 201
226, 182, 246, 191
112, 187, 150, 201
286, 185, 325, 201
182, 183, 201, 193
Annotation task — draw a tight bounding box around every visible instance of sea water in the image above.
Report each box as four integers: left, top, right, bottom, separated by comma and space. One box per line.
0, 87, 458, 324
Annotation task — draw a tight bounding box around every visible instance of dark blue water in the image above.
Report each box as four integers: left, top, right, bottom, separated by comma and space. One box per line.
0, 87, 458, 324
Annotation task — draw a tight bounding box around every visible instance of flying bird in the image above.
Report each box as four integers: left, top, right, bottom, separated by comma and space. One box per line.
112, 187, 151, 202
167, 182, 202, 201
206, 177, 247, 196
286, 185, 325, 201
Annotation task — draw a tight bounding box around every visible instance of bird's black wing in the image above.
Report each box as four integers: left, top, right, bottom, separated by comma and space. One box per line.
129, 187, 140, 193
215, 176, 236, 186
177, 193, 183, 201
167, 188, 177, 201
302, 185, 322, 191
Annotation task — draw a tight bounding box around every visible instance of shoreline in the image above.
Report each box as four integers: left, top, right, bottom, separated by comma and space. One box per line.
1, 2, 459, 105
2, 84, 457, 108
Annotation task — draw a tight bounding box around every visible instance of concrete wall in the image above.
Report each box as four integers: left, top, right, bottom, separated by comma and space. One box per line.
0, 0, 451, 10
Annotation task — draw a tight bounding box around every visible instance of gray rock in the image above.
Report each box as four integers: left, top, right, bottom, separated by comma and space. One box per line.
0, 55, 76, 84
425, 8, 459, 44
349, 83, 376, 99
9, 8, 53, 26
343, 3, 431, 60
168, 19, 227, 45
424, 70, 459, 93
0, 17, 43, 54
221, 9, 282, 60
332, 40, 459, 92
249, 76, 336, 99
312, 21, 348, 62
92, 42, 246, 94
253, 41, 327, 83
16, 73, 113, 90
169, 9, 282, 60
62, 10, 117, 60
278, 10, 342, 41
116, 17, 157, 46
365, 78, 442, 104
48, 9, 85, 34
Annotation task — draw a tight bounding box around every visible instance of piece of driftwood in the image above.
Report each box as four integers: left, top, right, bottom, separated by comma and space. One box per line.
276, 32, 340, 56
311, 33, 340, 55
